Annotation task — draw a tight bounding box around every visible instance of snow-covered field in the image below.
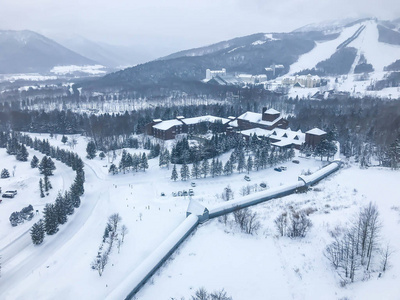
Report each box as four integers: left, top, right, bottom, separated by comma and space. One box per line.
0, 133, 399, 299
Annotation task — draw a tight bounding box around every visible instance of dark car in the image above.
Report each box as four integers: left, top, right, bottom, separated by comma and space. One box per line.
292, 160, 300, 164
274, 167, 282, 172
260, 183, 267, 188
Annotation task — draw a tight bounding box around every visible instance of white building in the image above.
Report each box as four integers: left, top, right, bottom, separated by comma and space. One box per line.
205, 68, 227, 80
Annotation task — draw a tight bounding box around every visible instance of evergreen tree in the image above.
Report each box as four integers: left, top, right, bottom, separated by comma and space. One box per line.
191, 161, 201, 179
109, 164, 118, 175
70, 187, 81, 208
211, 158, 217, 178
223, 160, 232, 175
164, 149, 170, 169
140, 153, 149, 171
55, 193, 68, 225
201, 159, 210, 178
247, 156, 253, 174
39, 156, 56, 176
86, 141, 97, 159
31, 155, 39, 168
1, 168, 10, 179
39, 178, 45, 198
171, 164, 178, 181
30, 220, 45, 245
16, 144, 29, 161
237, 150, 245, 173
119, 150, 128, 173
180, 163, 190, 181
43, 203, 58, 235
99, 152, 106, 160
61, 135, 68, 144
64, 191, 74, 215
44, 175, 52, 192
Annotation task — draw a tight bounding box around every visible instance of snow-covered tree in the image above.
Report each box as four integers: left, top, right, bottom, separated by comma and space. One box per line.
31, 155, 39, 168
43, 203, 58, 235
201, 159, 210, 178
180, 163, 190, 181
31, 220, 45, 245
1, 168, 10, 179
86, 141, 97, 159
39, 178, 45, 198
191, 161, 201, 179
16, 144, 29, 161
171, 164, 178, 181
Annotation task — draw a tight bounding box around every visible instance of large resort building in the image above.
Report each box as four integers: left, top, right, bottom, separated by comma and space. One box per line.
146, 108, 326, 150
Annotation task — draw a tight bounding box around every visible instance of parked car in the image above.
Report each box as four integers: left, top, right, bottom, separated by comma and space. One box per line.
182, 190, 188, 196
189, 189, 194, 196
172, 192, 177, 197
191, 182, 196, 187
178, 191, 183, 197
260, 183, 267, 188
2, 192, 15, 198
274, 167, 282, 172
292, 160, 300, 164
280, 166, 287, 171
161, 192, 165, 196
6, 190, 17, 196
244, 175, 251, 181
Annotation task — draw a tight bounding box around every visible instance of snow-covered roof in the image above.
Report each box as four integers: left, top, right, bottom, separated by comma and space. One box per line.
182, 115, 230, 125
264, 108, 280, 115
229, 120, 239, 127
238, 111, 282, 126
153, 119, 183, 130
187, 200, 207, 216
306, 128, 326, 136
241, 127, 305, 147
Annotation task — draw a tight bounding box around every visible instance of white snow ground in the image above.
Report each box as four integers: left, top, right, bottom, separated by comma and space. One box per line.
0, 134, 399, 299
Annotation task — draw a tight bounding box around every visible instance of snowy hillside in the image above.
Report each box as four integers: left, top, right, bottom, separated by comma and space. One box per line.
290, 20, 400, 75
0, 133, 399, 299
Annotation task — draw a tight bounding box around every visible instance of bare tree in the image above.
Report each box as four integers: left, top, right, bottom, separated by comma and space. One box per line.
233, 208, 261, 235
274, 212, 288, 237
121, 224, 128, 243
108, 213, 122, 232
380, 243, 394, 272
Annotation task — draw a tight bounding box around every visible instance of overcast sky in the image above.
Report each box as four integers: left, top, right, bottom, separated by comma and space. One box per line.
2, 0, 399, 58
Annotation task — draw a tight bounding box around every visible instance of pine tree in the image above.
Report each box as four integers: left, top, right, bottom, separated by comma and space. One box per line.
237, 150, 245, 173
39, 156, 56, 176
70, 187, 81, 208
109, 164, 118, 175
247, 156, 253, 174
30, 220, 45, 245
1, 168, 10, 179
223, 160, 232, 175
43, 203, 58, 235
210, 158, 217, 178
61, 135, 68, 144
86, 141, 97, 159
99, 152, 106, 160
44, 175, 52, 192
119, 150, 128, 173
39, 178, 45, 198
180, 163, 190, 181
201, 159, 210, 178
31, 155, 39, 168
191, 161, 201, 179
171, 164, 178, 181
216, 159, 223, 177
140, 153, 149, 171
55, 193, 68, 225
16, 144, 29, 161
64, 191, 74, 215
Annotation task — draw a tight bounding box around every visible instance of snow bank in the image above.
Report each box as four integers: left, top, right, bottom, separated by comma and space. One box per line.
106, 214, 199, 300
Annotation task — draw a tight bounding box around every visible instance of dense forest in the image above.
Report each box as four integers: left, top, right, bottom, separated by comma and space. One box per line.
1, 93, 400, 166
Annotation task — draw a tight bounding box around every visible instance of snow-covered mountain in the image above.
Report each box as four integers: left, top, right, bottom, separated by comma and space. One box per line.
79, 18, 400, 98
0, 30, 97, 74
